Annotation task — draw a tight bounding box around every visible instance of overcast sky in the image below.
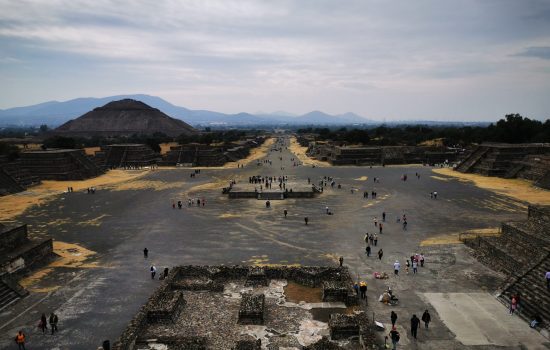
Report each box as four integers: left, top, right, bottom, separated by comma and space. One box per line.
1, 0, 549, 121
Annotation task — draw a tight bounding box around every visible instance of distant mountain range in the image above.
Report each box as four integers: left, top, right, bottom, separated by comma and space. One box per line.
0, 94, 374, 127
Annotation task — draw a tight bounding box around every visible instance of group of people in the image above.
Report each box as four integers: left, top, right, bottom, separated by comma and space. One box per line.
38, 313, 59, 335
144, 249, 170, 280
14, 312, 60, 350
387, 310, 431, 349
363, 190, 378, 199
173, 198, 206, 209
393, 253, 425, 275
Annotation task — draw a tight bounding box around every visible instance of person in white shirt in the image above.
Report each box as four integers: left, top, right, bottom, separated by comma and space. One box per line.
394, 260, 401, 275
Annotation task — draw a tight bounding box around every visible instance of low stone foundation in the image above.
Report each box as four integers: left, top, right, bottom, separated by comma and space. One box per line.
245, 267, 268, 287
238, 293, 265, 325
329, 314, 360, 340
113, 265, 364, 350
146, 291, 185, 323
234, 335, 261, 350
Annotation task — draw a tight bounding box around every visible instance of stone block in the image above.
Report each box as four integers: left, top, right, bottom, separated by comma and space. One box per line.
238, 293, 265, 325
328, 314, 359, 340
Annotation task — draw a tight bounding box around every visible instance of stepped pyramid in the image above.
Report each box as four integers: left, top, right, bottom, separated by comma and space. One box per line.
55, 99, 197, 137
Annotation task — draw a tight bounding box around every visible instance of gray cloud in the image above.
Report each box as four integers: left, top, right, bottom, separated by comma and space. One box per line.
0, 0, 549, 120
515, 47, 550, 60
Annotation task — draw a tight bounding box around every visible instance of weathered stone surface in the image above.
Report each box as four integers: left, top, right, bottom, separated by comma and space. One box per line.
328, 314, 359, 340
245, 267, 268, 287
238, 293, 265, 325
113, 265, 359, 350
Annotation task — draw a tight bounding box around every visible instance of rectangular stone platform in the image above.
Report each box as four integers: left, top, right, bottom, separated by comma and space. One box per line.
227, 182, 318, 199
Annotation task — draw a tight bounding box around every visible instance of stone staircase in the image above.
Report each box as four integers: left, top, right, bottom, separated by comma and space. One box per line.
498, 254, 550, 327
1, 162, 41, 188
69, 151, 104, 179
0, 280, 20, 311
536, 171, 550, 190
455, 146, 489, 173
464, 205, 550, 331
0, 167, 25, 195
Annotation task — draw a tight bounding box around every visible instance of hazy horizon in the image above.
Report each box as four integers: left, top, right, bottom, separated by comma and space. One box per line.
1, 1, 549, 122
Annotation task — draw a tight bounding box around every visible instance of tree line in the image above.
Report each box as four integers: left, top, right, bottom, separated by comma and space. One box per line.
296, 114, 550, 146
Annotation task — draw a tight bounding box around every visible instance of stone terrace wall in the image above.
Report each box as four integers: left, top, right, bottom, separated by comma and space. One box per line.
0, 239, 54, 276
528, 205, 550, 225
0, 224, 28, 252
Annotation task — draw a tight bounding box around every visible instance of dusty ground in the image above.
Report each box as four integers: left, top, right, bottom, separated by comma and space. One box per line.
0, 169, 149, 221
83, 146, 101, 156
159, 142, 178, 155
288, 136, 330, 167
0, 136, 548, 349
433, 167, 550, 205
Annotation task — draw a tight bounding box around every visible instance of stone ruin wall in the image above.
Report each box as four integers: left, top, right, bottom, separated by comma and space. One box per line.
113, 265, 363, 350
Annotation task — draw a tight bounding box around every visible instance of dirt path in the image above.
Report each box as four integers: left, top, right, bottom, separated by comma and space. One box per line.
288, 137, 330, 167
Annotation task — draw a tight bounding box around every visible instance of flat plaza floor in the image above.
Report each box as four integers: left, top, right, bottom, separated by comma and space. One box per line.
0, 137, 548, 349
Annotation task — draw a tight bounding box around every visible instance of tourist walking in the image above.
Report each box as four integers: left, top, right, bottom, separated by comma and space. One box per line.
391, 311, 398, 326
382, 211, 386, 222
374, 233, 378, 246
150, 265, 157, 279
412, 260, 418, 274
411, 314, 420, 340
49, 313, 58, 334
379, 223, 383, 234
39, 313, 48, 333
369, 234, 374, 245
366, 245, 371, 257
545, 270, 550, 290
359, 281, 367, 300
284, 209, 288, 218
339, 256, 344, 267
353, 282, 359, 296
389, 326, 400, 350
420, 253, 425, 267
15, 330, 26, 350
422, 310, 431, 329
510, 295, 517, 315
364, 233, 369, 246
143, 248, 148, 258
304, 217, 309, 225
405, 260, 410, 274
394, 260, 400, 275
378, 249, 383, 260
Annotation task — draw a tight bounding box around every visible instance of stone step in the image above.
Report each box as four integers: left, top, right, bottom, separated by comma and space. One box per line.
500, 255, 550, 325
0, 281, 19, 310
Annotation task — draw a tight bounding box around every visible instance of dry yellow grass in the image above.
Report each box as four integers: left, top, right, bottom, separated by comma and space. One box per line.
19, 241, 100, 292
83, 146, 101, 156
432, 168, 550, 205
159, 142, 179, 155
225, 137, 275, 168
355, 176, 368, 181
16, 143, 43, 151
0, 169, 148, 221
288, 137, 330, 167
77, 214, 111, 227
420, 227, 500, 246
219, 213, 242, 219
419, 138, 444, 147
108, 180, 185, 192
